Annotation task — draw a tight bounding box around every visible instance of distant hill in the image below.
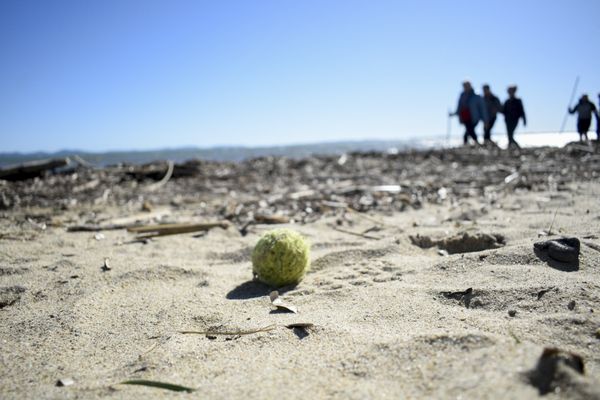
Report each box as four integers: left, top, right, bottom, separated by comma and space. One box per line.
0, 132, 576, 168
0, 139, 425, 168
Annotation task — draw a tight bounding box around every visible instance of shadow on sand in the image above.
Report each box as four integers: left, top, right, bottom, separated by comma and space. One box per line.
226, 280, 297, 300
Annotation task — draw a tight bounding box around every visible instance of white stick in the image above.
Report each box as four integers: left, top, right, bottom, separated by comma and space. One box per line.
560, 76, 580, 133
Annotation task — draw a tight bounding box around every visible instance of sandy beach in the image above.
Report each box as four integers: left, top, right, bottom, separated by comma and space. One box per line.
1, 145, 600, 399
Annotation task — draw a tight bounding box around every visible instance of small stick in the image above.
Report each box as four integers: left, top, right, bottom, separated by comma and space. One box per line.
67, 223, 130, 232
145, 160, 174, 192
331, 226, 381, 240
344, 207, 388, 227
179, 324, 276, 336
560, 76, 580, 133
128, 221, 230, 238
547, 207, 560, 235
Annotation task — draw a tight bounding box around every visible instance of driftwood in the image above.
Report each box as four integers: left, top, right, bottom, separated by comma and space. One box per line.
127, 221, 230, 238
144, 160, 174, 192
3, 145, 600, 221
66, 210, 172, 232
67, 223, 130, 232
0, 158, 70, 181
253, 214, 290, 224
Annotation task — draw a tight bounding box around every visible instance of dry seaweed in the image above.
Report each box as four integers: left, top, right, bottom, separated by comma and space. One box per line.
3, 146, 599, 228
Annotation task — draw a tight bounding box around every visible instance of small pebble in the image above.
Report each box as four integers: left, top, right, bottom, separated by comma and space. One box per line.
508, 310, 517, 317
568, 300, 576, 310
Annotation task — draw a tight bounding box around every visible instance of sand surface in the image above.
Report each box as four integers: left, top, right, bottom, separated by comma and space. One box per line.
1, 149, 600, 399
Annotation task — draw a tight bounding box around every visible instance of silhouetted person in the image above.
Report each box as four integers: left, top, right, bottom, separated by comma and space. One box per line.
482, 84, 502, 146
597, 93, 600, 140
503, 85, 526, 148
569, 94, 598, 142
451, 81, 488, 145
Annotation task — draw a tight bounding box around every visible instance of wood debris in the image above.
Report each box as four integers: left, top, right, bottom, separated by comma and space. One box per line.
127, 221, 230, 238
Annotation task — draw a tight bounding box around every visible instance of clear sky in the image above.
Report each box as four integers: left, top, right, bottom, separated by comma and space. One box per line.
1, 0, 599, 152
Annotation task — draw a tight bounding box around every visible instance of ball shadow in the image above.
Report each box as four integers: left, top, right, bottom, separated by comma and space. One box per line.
226, 279, 297, 300
226, 280, 272, 300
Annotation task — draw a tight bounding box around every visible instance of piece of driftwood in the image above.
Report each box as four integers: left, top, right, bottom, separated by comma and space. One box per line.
127, 221, 230, 238
179, 324, 276, 336
0, 158, 70, 181
254, 214, 290, 224
71, 155, 94, 168
67, 223, 130, 232
144, 160, 174, 192
66, 210, 172, 232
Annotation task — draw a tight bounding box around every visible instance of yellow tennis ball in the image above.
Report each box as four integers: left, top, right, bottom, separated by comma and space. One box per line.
252, 229, 310, 287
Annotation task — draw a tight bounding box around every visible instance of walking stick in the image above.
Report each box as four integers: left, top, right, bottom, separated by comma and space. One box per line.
446, 108, 452, 147
559, 76, 580, 133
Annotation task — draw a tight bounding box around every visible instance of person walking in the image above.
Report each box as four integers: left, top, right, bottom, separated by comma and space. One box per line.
568, 94, 598, 142
503, 85, 526, 148
450, 81, 489, 145
597, 93, 600, 140
482, 84, 502, 146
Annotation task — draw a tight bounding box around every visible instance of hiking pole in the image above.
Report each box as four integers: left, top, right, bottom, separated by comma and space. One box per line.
446, 108, 452, 147
559, 75, 580, 133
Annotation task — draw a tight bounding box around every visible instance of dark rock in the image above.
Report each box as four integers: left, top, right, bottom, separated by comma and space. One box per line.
534, 237, 580, 264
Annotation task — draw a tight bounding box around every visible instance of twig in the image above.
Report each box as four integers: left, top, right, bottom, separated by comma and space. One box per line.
127, 221, 230, 238
67, 223, 130, 232
254, 214, 290, 224
145, 160, 174, 192
344, 207, 389, 227
331, 225, 381, 240
179, 324, 276, 336
547, 207, 560, 235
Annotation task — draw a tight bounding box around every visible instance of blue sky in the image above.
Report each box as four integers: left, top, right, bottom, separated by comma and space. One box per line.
1, 0, 599, 152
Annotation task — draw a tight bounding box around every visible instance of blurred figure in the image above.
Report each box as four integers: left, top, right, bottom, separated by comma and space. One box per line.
482, 84, 502, 146
503, 85, 526, 148
450, 81, 489, 145
597, 93, 600, 140
568, 94, 598, 142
